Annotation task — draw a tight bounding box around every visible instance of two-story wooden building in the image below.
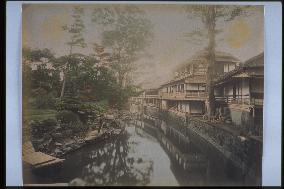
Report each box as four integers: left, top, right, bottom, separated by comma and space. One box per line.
158, 50, 240, 116
214, 52, 264, 136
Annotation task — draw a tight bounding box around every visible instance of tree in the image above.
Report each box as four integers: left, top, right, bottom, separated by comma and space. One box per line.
60, 6, 87, 99
22, 47, 60, 108
22, 47, 57, 92
92, 5, 154, 88
184, 5, 251, 117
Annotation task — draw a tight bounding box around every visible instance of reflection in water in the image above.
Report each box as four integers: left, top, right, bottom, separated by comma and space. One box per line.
70, 126, 154, 186
62, 124, 180, 186
26, 121, 243, 186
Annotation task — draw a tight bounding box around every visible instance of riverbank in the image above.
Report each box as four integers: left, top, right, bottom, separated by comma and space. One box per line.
139, 110, 262, 185
24, 124, 179, 186
133, 119, 244, 186
28, 110, 131, 159
52, 124, 126, 158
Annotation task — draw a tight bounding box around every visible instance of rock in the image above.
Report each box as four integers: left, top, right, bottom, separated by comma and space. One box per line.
65, 141, 75, 147
105, 114, 115, 120
55, 142, 63, 146
72, 143, 80, 149
63, 146, 72, 153
54, 148, 63, 155
52, 132, 63, 138
64, 129, 73, 136
77, 139, 85, 144
50, 152, 55, 156
69, 178, 86, 186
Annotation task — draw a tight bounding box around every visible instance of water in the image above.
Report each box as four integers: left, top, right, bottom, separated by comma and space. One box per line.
24, 121, 244, 186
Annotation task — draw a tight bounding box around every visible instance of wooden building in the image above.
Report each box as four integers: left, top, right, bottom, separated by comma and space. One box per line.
214, 52, 264, 136
157, 50, 240, 116
132, 51, 263, 136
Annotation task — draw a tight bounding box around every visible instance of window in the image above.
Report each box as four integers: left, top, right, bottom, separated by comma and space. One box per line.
181, 84, 184, 92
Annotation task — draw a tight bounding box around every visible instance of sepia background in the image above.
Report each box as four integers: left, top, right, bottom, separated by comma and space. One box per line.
22, 4, 263, 89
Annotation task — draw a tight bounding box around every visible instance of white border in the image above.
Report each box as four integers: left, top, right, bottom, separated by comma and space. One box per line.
6, 1, 282, 186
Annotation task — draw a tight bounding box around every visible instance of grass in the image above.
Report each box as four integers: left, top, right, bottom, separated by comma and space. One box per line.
22, 108, 57, 143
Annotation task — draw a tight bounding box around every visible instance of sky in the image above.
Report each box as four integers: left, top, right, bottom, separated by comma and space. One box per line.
22, 4, 264, 89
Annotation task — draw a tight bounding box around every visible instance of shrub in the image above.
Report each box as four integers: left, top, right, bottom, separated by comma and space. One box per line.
56, 110, 80, 124
55, 96, 107, 119
30, 118, 57, 139
55, 110, 87, 132
31, 92, 56, 109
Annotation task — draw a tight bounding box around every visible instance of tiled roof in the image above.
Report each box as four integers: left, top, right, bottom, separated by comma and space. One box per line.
214, 52, 264, 84
242, 52, 264, 68
175, 50, 240, 71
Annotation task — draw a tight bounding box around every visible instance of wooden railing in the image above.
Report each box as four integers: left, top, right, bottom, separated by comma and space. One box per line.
145, 95, 159, 99
160, 92, 186, 99
160, 91, 207, 99
215, 95, 263, 106
250, 98, 264, 106
186, 91, 207, 98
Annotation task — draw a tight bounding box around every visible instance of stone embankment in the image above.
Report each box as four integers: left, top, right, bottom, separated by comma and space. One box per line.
141, 108, 262, 184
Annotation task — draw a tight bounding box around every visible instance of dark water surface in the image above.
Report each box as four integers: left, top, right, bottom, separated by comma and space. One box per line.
24, 121, 243, 186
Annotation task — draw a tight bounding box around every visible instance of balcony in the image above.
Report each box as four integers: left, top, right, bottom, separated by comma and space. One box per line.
145, 94, 159, 99
215, 95, 263, 106
185, 91, 207, 98
160, 91, 207, 100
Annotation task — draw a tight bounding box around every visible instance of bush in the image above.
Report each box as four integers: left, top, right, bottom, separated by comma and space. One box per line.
55, 110, 87, 132
31, 92, 56, 109
30, 118, 57, 139
55, 97, 107, 118
55, 96, 82, 112
56, 110, 80, 124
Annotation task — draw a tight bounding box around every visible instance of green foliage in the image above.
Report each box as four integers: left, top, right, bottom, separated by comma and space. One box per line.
22, 47, 61, 110
108, 85, 138, 109
23, 6, 152, 115
31, 92, 57, 109
30, 65, 61, 94
158, 110, 185, 127
55, 110, 88, 132
62, 6, 87, 49
92, 5, 154, 87
59, 6, 87, 99
56, 110, 80, 124
55, 96, 107, 115
55, 96, 82, 112
23, 47, 55, 62
30, 118, 57, 138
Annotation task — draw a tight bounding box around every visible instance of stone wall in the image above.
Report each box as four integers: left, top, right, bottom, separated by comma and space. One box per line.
154, 109, 261, 182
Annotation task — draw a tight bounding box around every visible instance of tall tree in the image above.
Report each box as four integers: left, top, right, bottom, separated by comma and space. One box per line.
60, 6, 87, 99
22, 47, 60, 108
184, 5, 251, 117
92, 5, 154, 88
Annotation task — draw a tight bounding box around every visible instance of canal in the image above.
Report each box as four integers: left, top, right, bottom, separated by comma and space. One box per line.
24, 121, 244, 186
